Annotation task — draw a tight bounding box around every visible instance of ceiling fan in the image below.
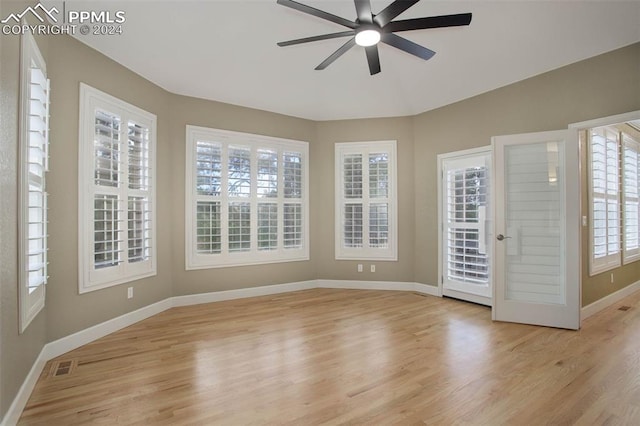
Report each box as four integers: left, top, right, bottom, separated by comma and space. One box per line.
276, 0, 472, 75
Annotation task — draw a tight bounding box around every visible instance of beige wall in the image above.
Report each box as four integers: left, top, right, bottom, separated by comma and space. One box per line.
168, 95, 317, 295
0, 1, 49, 417
413, 43, 640, 299
0, 12, 638, 420
43, 35, 174, 342
314, 118, 415, 282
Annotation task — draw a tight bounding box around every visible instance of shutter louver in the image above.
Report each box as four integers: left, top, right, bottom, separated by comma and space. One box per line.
445, 167, 490, 285
590, 127, 621, 274
26, 60, 50, 292
623, 135, 640, 263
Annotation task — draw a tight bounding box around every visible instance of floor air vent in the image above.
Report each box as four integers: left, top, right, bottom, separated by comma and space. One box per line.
618, 306, 631, 311
50, 359, 77, 377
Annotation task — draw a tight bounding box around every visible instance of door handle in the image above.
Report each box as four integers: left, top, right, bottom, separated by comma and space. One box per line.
496, 234, 511, 241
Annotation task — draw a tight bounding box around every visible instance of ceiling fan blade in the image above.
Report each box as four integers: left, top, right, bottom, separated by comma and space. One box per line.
278, 30, 355, 47
365, 45, 381, 75
384, 13, 472, 32
277, 0, 357, 29
315, 38, 357, 70
381, 32, 435, 61
354, 0, 373, 24
373, 0, 420, 27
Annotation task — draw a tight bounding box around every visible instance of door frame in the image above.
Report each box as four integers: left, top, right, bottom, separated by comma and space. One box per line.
570, 110, 640, 325
437, 145, 492, 305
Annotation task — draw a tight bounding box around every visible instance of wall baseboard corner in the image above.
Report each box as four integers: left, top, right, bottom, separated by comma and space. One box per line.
1, 350, 48, 426
581, 279, 640, 321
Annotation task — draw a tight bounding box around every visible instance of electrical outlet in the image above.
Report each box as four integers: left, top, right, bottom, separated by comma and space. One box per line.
610, 273, 614, 284
370, 264, 376, 273
357, 264, 363, 272
127, 287, 133, 299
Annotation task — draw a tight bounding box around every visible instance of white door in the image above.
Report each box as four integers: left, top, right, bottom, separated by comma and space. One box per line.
492, 130, 580, 329
439, 148, 492, 306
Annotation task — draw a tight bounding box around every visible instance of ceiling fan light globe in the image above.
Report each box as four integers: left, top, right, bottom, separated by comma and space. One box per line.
355, 29, 381, 47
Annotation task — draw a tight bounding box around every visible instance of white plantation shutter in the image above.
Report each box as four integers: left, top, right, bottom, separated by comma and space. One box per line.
127, 121, 152, 263
335, 141, 397, 260
19, 32, 49, 332
343, 153, 363, 248
623, 134, 640, 263
26, 67, 49, 289
195, 141, 223, 254
185, 126, 309, 269
589, 126, 621, 275
445, 163, 490, 285
283, 152, 303, 250
79, 84, 157, 293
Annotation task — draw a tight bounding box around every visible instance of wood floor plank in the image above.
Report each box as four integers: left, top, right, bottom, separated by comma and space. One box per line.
18, 288, 640, 425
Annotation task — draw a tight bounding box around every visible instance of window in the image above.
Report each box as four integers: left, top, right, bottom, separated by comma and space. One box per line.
18, 31, 49, 332
588, 123, 640, 275
335, 141, 397, 260
78, 84, 157, 293
185, 126, 309, 269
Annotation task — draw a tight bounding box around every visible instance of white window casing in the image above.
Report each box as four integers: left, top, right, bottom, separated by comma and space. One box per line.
19, 30, 49, 332
335, 141, 398, 261
185, 126, 309, 269
78, 84, 157, 293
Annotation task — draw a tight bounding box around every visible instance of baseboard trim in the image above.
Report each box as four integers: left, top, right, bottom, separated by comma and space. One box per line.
43, 298, 173, 361
317, 279, 414, 292
581, 279, 640, 321
316, 280, 441, 297
0, 350, 48, 426
1, 279, 431, 426
171, 280, 316, 307
413, 282, 442, 297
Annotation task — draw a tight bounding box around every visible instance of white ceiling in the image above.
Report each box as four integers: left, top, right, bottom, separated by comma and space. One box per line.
46, 0, 640, 121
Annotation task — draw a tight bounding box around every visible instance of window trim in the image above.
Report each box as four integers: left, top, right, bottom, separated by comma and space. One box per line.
78, 83, 157, 293
334, 140, 398, 261
185, 125, 310, 270
18, 30, 49, 332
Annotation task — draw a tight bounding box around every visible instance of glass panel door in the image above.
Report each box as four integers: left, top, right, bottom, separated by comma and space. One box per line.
440, 148, 492, 306
493, 130, 580, 329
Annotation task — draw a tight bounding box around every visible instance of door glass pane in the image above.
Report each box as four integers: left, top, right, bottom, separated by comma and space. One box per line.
445, 164, 490, 286
504, 141, 565, 305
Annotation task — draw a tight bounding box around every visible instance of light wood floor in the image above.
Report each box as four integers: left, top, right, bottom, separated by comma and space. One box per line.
19, 288, 640, 425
